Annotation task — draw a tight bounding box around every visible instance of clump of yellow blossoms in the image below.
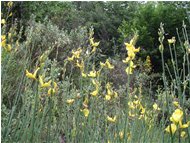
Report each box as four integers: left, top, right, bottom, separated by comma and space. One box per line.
47, 81, 58, 96
26, 66, 58, 96
1, 35, 12, 52
128, 96, 145, 119
67, 48, 82, 61
66, 99, 75, 105
76, 59, 87, 77
168, 37, 176, 45
26, 67, 40, 80
39, 75, 51, 88
81, 108, 90, 118
107, 115, 117, 123
105, 82, 118, 101
90, 79, 100, 96
100, 59, 114, 69
1, 2, 15, 52
89, 37, 100, 53
123, 34, 140, 74
153, 103, 161, 111
165, 108, 189, 138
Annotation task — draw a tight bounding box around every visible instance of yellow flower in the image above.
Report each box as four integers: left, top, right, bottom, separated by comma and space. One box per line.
168, 37, 176, 44
76, 60, 85, 71
48, 88, 55, 95
133, 99, 140, 105
125, 42, 140, 60
1, 36, 6, 48
81, 72, 87, 77
165, 124, 177, 134
105, 94, 111, 100
88, 70, 96, 77
90, 38, 100, 47
113, 91, 118, 98
170, 109, 183, 123
7, 1, 13, 7
53, 82, 58, 89
26, 67, 40, 80
47, 82, 58, 95
179, 121, 189, 129
66, 99, 75, 104
181, 131, 187, 138
9, 12, 12, 17
91, 46, 97, 53
129, 111, 135, 117
5, 44, 12, 52
72, 48, 82, 58
106, 82, 111, 89
67, 55, 74, 61
153, 103, 161, 111
173, 101, 180, 107
1, 35, 6, 41
81, 108, 89, 118
107, 115, 117, 123
100, 61, 106, 67
122, 57, 131, 64
39, 75, 51, 88
128, 101, 135, 109
1, 19, 6, 25
119, 131, 124, 139
90, 79, 99, 96
105, 59, 114, 69
90, 89, 98, 96
127, 132, 131, 140
125, 61, 136, 75
140, 106, 146, 114
83, 97, 89, 108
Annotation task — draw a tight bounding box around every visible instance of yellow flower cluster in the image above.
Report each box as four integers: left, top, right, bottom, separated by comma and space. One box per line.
123, 35, 140, 74
153, 103, 161, 111
114, 130, 131, 141
168, 37, 176, 45
66, 99, 75, 105
105, 82, 118, 101
128, 96, 145, 119
1, 35, 12, 52
26, 67, 40, 80
100, 59, 114, 69
39, 76, 51, 88
81, 108, 90, 118
68, 48, 82, 62
88, 68, 97, 78
89, 37, 100, 53
25, 67, 58, 96
1, 2, 15, 52
165, 108, 189, 138
90, 79, 100, 97
47, 82, 58, 96
76, 59, 87, 77
107, 115, 117, 123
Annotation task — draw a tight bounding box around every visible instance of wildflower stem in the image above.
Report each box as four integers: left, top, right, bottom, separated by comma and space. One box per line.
30, 82, 39, 142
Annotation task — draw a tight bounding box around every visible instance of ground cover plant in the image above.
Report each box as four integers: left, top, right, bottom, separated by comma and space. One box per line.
1, 1, 190, 143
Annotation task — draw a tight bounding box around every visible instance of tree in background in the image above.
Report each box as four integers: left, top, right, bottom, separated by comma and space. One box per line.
3, 1, 189, 73
118, 2, 189, 73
